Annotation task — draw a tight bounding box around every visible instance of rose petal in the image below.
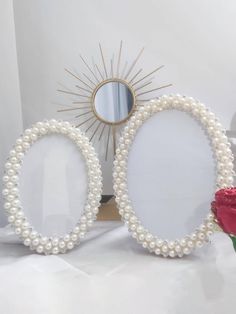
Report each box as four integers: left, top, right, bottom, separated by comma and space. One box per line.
215, 188, 236, 206
214, 204, 236, 235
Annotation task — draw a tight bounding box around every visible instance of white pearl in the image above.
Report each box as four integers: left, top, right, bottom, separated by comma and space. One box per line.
169, 250, 176, 258
30, 231, 38, 239
36, 246, 44, 253
15, 227, 21, 235
156, 239, 163, 247
59, 241, 65, 248
175, 245, 182, 253
32, 238, 39, 246
196, 241, 203, 248
9, 207, 17, 214
162, 245, 168, 253
52, 247, 59, 254
67, 241, 74, 249
40, 237, 48, 245
8, 215, 15, 223
183, 247, 190, 255
45, 242, 52, 250
71, 234, 78, 242
52, 238, 59, 246
22, 230, 30, 237
24, 238, 31, 246
138, 234, 145, 241
149, 241, 156, 249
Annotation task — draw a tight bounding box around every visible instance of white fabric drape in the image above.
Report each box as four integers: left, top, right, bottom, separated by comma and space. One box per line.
0, 222, 236, 314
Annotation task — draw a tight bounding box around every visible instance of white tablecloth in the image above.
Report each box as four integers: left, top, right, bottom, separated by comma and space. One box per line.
0, 222, 235, 314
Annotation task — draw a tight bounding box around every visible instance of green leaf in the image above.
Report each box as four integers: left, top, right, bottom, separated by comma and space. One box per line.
229, 235, 236, 252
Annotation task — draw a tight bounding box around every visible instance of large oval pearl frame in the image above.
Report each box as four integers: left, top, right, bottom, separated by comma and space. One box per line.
2, 120, 102, 254
113, 95, 234, 257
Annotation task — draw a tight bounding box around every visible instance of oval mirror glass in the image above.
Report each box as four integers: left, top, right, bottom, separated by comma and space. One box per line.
20, 134, 87, 237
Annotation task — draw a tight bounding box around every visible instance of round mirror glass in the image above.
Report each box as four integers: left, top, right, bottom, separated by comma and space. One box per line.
93, 81, 134, 124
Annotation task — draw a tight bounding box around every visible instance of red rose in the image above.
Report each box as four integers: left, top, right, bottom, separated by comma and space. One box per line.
212, 188, 236, 236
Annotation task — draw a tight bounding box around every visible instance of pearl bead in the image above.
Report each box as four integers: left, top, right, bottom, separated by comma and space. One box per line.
30, 231, 38, 239
162, 245, 168, 253
13, 227, 22, 237
22, 230, 30, 238
32, 238, 39, 246
52, 247, 59, 254
36, 246, 44, 253
59, 241, 65, 248
195, 240, 203, 248
175, 245, 182, 253
52, 238, 59, 246
183, 247, 190, 255
169, 250, 176, 258
8, 215, 15, 223
149, 241, 156, 249
40, 237, 48, 245
156, 239, 163, 247
67, 241, 74, 249
24, 238, 31, 246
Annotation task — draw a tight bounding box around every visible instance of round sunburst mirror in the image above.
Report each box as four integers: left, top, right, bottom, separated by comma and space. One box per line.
57, 41, 172, 160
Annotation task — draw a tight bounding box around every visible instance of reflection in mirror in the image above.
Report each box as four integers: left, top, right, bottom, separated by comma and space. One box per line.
93, 80, 134, 124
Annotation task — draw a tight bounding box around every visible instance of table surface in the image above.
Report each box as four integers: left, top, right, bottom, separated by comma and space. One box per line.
0, 222, 235, 314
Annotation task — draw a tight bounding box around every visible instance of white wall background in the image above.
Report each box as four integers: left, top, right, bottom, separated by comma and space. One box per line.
0, 0, 236, 225
0, 0, 23, 226
12, 0, 236, 194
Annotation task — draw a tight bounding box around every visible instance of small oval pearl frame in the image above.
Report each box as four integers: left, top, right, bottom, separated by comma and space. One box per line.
2, 120, 102, 254
113, 95, 234, 257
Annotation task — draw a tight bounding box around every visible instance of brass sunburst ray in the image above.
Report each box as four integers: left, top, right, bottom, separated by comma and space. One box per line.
80, 55, 100, 84
99, 124, 106, 141
132, 65, 164, 87
90, 121, 102, 141
75, 110, 93, 119
57, 89, 91, 99
82, 73, 96, 87
64, 68, 93, 91
85, 119, 98, 133
76, 115, 95, 128
124, 47, 144, 80
136, 84, 172, 97
105, 126, 111, 161
57, 106, 91, 113
128, 68, 143, 84
116, 40, 123, 77
99, 43, 108, 78
75, 85, 92, 94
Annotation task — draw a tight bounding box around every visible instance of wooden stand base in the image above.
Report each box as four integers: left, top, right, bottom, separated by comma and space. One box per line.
97, 196, 120, 221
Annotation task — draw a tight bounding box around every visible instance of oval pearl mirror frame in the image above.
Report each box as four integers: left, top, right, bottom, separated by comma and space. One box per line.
2, 120, 102, 254
113, 95, 234, 257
